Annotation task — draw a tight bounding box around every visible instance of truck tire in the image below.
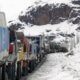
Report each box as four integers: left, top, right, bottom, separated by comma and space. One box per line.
22, 60, 28, 76
28, 61, 33, 73
28, 60, 35, 73
16, 61, 21, 80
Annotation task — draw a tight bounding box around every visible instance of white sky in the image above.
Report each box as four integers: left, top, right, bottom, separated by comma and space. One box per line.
0, 0, 37, 24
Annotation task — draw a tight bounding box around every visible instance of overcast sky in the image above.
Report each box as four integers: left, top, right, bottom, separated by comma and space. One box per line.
0, 0, 37, 24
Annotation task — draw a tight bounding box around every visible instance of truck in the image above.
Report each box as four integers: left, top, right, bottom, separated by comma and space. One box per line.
6, 30, 30, 80
0, 12, 9, 80
16, 31, 29, 76
26, 35, 46, 72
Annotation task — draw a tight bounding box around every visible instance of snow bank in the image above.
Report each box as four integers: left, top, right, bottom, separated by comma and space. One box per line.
23, 21, 78, 36
27, 42, 80, 80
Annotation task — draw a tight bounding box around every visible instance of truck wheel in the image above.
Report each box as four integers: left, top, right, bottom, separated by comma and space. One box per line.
28, 61, 33, 73
22, 60, 28, 76
34, 59, 36, 68
16, 61, 21, 80
39, 54, 42, 62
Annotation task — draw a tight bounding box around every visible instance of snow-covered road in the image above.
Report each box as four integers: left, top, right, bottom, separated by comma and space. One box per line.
24, 44, 80, 80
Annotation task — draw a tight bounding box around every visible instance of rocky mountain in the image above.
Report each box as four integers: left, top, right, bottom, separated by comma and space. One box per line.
8, 0, 80, 30
19, 4, 72, 25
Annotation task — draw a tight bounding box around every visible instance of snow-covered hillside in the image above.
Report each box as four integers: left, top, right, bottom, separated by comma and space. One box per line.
8, 0, 80, 30
8, 0, 80, 52
22, 21, 77, 36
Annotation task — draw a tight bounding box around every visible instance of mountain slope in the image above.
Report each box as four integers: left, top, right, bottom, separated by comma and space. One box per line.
8, 0, 80, 28
19, 3, 72, 25
8, 0, 80, 53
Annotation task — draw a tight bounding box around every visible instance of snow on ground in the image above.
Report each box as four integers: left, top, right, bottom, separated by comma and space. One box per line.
26, 43, 80, 80
18, 21, 78, 44
23, 21, 78, 36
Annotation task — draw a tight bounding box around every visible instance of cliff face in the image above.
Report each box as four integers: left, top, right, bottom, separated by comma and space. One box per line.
19, 4, 72, 25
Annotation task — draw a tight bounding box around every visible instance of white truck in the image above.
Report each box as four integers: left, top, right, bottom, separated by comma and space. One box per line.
0, 12, 9, 61
0, 12, 9, 80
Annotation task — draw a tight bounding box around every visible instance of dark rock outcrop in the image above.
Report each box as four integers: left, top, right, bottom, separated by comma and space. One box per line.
8, 0, 80, 28
9, 21, 23, 30
72, 0, 80, 5
76, 26, 80, 31
69, 9, 80, 18
72, 17, 80, 24
19, 3, 72, 25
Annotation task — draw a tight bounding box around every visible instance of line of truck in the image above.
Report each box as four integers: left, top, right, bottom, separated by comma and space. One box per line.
0, 12, 47, 80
